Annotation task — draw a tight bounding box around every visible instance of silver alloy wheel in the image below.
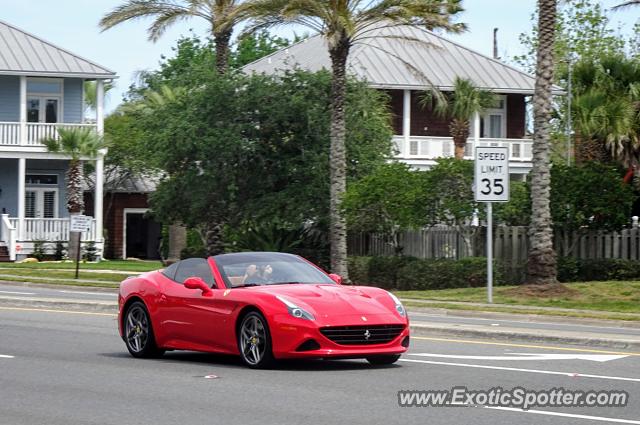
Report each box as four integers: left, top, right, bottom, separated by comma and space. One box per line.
125, 305, 149, 353
240, 315, 266, 365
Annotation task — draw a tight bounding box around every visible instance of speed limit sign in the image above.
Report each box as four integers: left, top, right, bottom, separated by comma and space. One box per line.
474, 146, 510, 202
474, 146, 509, 305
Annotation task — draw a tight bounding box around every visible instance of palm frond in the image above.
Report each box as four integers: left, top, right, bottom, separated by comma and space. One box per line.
612, 1, 640, 10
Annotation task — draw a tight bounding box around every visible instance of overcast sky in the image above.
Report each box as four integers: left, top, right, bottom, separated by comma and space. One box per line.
2, 0, 637, 113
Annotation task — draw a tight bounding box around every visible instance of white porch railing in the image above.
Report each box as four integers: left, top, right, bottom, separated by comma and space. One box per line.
393, 136, 533, 161
0, 122, 97, 147
1, 214, 17, 261
20, 218, 97, 242
0, 122, 20, 145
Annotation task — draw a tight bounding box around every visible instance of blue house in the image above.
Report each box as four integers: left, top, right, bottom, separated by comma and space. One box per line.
0, 20, 116, 261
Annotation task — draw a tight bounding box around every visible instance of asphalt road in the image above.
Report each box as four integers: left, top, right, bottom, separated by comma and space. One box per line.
1, 304, 639, 425
2, 282, 640, 338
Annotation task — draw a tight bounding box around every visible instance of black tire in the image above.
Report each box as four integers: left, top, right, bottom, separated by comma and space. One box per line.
123, 301, 164, 358
366, 354, 401, 366
237, 311, 275, 369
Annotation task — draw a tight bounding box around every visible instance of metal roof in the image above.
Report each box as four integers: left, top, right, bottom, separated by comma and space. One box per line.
0, 19, 116, 79
244, 25, 560, 95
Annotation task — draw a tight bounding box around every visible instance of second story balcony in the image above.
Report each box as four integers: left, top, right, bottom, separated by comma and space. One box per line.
0, 75, 103, 151
0, 122, 97, 147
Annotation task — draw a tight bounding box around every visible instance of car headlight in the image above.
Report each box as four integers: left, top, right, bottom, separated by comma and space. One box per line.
276, 295, 315, 320
388, 292, 406, 317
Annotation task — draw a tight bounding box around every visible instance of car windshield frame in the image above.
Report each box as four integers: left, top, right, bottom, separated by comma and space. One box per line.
213, 252, 335, 289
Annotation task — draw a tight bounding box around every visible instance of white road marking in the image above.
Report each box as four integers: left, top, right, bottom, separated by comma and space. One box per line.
480, 405, 640, 424
409, 352, 628, 362
0, 354, 14, 359
408, 311, 640, 332
58, 290, 117, 297
399, 358, 640, 382
0, 290, 35, 295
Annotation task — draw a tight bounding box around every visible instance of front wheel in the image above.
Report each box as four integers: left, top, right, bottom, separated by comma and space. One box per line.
238, 312, 275, 369
124, 301, 164, 358
366, 354, 401, 365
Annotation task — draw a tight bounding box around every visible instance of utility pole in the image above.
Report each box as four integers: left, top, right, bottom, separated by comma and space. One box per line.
493, 28, 500, 60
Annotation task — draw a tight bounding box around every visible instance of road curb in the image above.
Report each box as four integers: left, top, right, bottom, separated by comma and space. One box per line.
409, 323, 640, 351
0, 296, 117, 314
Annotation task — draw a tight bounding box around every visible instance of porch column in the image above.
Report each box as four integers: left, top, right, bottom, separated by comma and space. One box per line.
96, 80, 105, 135
17, 157, 25, 240
403, 89, 411, 157
19, 76, 27, 146
94, 153, 105, 246
95, 81, 106, 258
473, 111, 481, 149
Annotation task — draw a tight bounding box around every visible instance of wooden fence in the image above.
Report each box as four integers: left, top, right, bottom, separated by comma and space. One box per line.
348, 226, 640, 263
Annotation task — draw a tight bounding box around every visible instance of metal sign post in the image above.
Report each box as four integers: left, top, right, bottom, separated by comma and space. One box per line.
70, 215, 91, 280
474, 147, 510, 303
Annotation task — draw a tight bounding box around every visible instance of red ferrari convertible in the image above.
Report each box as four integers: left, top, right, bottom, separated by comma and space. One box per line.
118, 252, 409, 368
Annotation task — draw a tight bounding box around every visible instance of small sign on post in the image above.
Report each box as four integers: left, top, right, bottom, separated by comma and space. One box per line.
70, 215, 91, 279
474, 147, 510, 303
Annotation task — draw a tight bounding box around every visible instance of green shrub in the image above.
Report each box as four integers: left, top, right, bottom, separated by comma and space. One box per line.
82, 241, 99, 262
367, 256, 418, 289
557, 256, 580, 282
30, 241, 47, 261
348, 256, 503, 290
397, 257, 503, 290
54, 242, 67, 261
348, 256, 371, 285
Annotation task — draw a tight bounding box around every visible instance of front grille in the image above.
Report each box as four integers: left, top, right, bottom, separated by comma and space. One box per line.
320, 325, 405, 345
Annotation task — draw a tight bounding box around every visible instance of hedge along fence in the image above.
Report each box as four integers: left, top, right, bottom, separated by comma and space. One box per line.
348, 256, 505, 290
349, 226, 640, 282
349, 256, 640, 290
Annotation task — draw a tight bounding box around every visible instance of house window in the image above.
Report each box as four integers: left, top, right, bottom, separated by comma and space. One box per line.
26, 175, 58, 185
481, 95, 507, 139
27, 78, 63, 124
25, 189, 58, 218
25, 174, 59, 218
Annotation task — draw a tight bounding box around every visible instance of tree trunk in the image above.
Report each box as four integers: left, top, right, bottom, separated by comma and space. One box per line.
328, 37, 351, 280
214, 29, 232, 74
203, 220, 225, 257
167, 224, 187, 263
575, 135, 608, 164
66, 159, 84, 214
67, 159, 84, 261
450, 118, 470, 160
527, 0, 558, 285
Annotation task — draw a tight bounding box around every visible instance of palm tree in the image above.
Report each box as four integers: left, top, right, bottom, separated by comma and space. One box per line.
570, 55, 640, 166
242, 0, 465, 278
100, 0, 248, 74
84, 81, 115, 116
527, 0, 558, 285
431, 77, 496, 159
43, 128, 105, 259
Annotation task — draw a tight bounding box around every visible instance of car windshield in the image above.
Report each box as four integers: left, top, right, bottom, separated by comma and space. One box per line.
214, 252, 335, 288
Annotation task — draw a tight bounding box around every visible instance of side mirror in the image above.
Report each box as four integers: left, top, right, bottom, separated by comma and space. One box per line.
184, 277, 213, 297
328, 273, 343, 285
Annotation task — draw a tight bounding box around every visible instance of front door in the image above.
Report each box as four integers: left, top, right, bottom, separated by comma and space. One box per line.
27, 97, 60, 123
25, 189, 58, 218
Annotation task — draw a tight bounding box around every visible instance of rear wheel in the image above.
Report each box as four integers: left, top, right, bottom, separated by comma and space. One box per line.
238, 312, 275, 369
366, 354, 401, 366
124, 301, 164, 358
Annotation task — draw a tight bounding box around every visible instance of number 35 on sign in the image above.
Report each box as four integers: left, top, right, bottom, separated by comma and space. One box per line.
474, 146, 510, 202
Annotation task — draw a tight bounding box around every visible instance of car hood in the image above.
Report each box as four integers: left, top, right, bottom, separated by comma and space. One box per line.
253, 284, 400, 320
